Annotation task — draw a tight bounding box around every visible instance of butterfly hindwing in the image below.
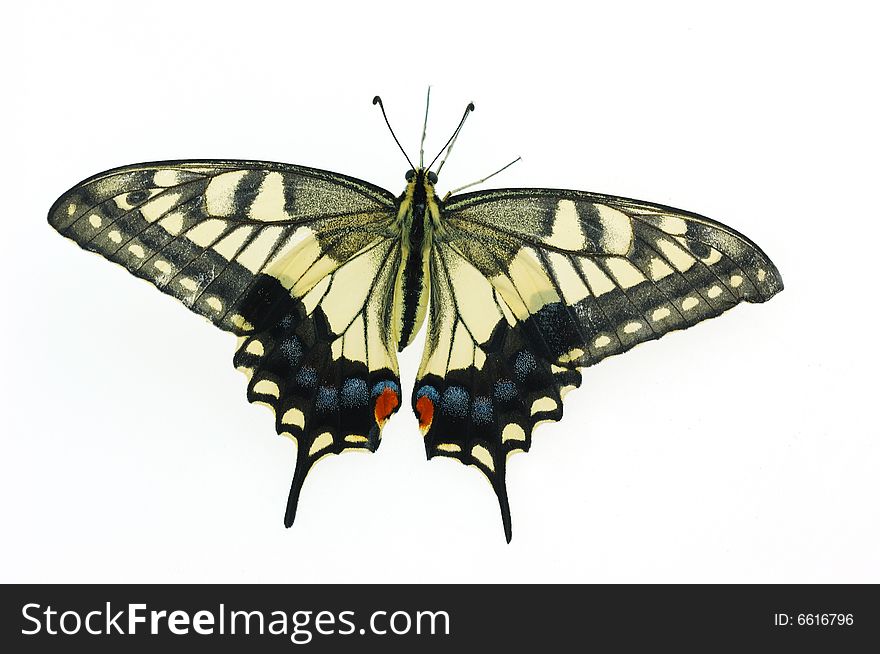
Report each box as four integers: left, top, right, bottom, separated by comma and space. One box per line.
232, 235, 403, 525
413, 242, 582, 541
49, 161, 403, 525
414, 189, 783, 539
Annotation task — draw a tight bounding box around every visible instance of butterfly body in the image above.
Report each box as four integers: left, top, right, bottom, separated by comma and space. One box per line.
49, 103, 782, 541
393, 169, 440, 350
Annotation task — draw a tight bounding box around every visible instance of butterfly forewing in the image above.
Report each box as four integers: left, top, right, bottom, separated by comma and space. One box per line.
442, 189, 782, 367
49, 160, 396, 332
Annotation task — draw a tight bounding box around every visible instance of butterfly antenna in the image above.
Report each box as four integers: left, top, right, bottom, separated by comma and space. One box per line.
428, 101, 476, 174
373, 96, 415, 170
447, 156, 522, 195
419, 86, 431, 168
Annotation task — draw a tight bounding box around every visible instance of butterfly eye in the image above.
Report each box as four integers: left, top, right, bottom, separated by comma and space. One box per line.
427, 171, 438, 184
405, 169, 416, 181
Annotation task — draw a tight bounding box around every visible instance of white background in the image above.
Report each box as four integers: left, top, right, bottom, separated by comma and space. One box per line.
2, 1, 877, 583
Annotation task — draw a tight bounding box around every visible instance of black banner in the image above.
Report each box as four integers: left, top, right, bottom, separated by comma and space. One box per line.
1, 584, 875, 651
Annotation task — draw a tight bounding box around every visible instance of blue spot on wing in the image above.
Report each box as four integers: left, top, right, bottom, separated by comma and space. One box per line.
296, 366, 317, 388
372, 380, 400, 397
279, 335, 302, 364
471, 396, 494, 425
341, 378, 369, 408
440, 386, 469, 418
494, 379, 518, 403
415, 385, 440, 403
316, 386, 339, 413
514, 351, 536, 381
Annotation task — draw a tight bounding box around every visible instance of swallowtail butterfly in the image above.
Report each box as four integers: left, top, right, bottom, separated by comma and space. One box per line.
48, 93, 783, 541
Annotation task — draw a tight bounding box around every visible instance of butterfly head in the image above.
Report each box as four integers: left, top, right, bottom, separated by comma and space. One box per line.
400, 168, 442, 223
403, 169, 441, 213
405, 168, 438, 184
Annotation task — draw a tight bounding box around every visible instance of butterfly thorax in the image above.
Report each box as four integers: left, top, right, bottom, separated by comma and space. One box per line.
393, 169, 441, 350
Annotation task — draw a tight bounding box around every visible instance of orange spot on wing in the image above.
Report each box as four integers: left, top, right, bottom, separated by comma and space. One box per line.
374, 387, 399, 425
416, 395, 435, 431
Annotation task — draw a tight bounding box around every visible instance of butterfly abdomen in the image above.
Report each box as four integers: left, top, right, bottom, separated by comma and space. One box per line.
393, 173, 433, 350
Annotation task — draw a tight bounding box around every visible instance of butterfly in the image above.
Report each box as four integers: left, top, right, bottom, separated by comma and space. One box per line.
48, 93, 783, 541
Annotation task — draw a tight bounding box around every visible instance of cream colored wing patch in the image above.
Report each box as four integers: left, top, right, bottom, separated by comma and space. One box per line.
417, 244, 506, 378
